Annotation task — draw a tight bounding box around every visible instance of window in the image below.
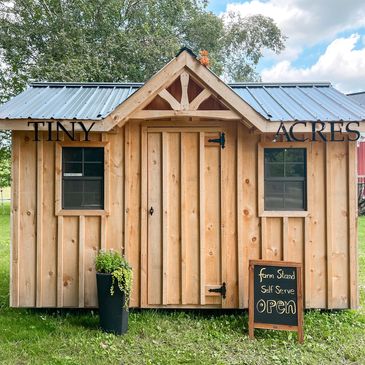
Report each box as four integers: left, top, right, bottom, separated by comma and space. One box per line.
62, 147, 104, 209
264, 148, 306, 211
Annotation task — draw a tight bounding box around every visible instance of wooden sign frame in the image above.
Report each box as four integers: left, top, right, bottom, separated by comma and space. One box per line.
248, 260, 304, 343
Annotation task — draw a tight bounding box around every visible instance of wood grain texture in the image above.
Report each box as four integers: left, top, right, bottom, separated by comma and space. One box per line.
57, 216, 64, 307
310, 141, 326, 308
348, 141, 358, 308
221, 123, 237, 308
204, 132, 221, 306
41, 137, 57, 307
329, 142, 349, 308
239, 126, 261, 308
62, 217, 79, 307
84, 217, 100, 307
325, 142, 333, 308
18, 132, 37, 307
140, 126, 148, 307
78, 216, 85, 308
183, 132, 200, 305
264, 218, 282, 261
199, 132, 206, 305
36, 139, 43, 307
11, 122, 358, 309
124, 123, 141, 306
147, 132, 162, 305
162, 132, 169, 305
10, 132, 20, 307
180, 133, 187, 304
166, 133, 181, 304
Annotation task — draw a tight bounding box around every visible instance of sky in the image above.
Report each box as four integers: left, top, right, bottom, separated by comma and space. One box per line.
207, 0, 365, 94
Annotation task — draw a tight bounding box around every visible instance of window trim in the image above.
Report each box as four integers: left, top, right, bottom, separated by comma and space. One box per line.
55, 141, 110, 216
258, 142, 311, 217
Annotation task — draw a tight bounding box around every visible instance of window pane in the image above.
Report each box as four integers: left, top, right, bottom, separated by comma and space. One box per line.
62, 147, 104, 210
63, 192, 83, 208
83, 180, 103, 207
285, 163, 305, 177
84, 148, 104, 162
64, 162, 83, 175
264, 148, 306, 211
64, 179, 83, 193
265, 194, 285, 210
265, 181, 285, 194
63, 180, 83, 208
285, 149, 305, 162
265, 163, 284, 177
284, 182, 305, 210
84, 162, 103, 177
63, 148, 82, 162
265, 149, 284, 163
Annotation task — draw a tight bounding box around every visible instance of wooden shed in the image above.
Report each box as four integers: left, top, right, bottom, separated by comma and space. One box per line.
0, 48, 364, 309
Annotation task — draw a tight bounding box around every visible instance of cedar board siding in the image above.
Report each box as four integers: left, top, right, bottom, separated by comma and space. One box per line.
10, 121, 358, 309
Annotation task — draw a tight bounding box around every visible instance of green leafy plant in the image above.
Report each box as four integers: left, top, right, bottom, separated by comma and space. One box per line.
95, 250, 133, 310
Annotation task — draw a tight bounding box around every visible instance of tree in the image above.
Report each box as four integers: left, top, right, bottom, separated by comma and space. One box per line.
0, 0, 285, 152
0, 0, 285, 97
0, 130, 10, 188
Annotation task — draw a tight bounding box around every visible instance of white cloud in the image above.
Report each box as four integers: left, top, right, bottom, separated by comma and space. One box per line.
226, 0, 365, 61
261, 34, 365, 93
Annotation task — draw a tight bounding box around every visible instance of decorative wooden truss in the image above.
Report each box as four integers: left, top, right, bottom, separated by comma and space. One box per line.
157, 72, 212, 111
132, 70, 242, 121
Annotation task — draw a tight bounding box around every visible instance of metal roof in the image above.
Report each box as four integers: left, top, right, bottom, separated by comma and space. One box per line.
0, 82, 141, 120
1, 81, 365, 122
347, 91, 365, 107
230, 83, 365, 122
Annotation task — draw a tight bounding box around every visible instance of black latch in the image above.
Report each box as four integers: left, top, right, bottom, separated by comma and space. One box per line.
208, 132, 225, 149
208, 282, 226, 299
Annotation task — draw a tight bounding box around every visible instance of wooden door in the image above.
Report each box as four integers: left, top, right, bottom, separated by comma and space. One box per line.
143, 128, 226, 307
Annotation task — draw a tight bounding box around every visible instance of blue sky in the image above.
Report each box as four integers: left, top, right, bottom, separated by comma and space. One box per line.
207, 0, 365, 93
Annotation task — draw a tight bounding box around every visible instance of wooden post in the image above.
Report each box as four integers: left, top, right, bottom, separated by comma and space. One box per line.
78, 216, 85, 308
199, 132, 206, 305
140, 126, 148, 307
162, 132, 169, 305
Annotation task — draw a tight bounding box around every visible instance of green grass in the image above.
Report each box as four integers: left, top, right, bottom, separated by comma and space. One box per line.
0, 203, 365, 364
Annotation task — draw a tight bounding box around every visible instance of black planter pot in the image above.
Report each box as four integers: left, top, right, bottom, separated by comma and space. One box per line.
96, 273, 128, 335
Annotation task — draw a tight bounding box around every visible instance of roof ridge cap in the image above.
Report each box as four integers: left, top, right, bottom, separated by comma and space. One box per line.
30, 81, 144, 87
229, 82, 332, 87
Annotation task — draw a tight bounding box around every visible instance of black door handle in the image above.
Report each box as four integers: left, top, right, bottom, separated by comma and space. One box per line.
149, 206, 154, 216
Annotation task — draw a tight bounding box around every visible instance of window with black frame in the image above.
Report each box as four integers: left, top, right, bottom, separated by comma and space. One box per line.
264, 148, 306, 211
62, 147, 104, 209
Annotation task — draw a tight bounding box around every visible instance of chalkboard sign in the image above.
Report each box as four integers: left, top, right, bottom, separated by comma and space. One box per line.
248, 260, 304, 343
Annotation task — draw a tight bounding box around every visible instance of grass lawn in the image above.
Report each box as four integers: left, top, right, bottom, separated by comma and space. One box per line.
0, 203, 365, 364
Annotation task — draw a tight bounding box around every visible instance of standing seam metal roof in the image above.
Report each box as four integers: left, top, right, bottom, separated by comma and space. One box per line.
0, 82, 142, 120
0, 81, 365, 122
348, 92, 365, 107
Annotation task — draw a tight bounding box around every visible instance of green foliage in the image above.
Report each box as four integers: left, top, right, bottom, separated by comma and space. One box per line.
0, 1, 286, 150
0, 131, 11, 188
222, 13, 286, 81
0, 210, 365, 363
111, 266, 133, 310
0, 0, 285, 102
95, 250, 133, 310
95, 250, 125, 274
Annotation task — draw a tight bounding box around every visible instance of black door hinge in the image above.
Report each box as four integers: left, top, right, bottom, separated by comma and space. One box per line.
208, 282, 226, 299
208, 132, 225, 149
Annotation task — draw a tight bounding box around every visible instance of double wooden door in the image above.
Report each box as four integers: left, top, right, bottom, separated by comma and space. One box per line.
142, 127, 228, 307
